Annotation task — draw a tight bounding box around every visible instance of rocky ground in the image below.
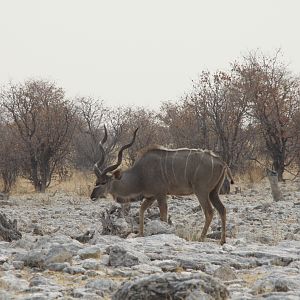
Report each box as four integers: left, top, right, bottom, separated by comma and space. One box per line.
0, 178, 300, 299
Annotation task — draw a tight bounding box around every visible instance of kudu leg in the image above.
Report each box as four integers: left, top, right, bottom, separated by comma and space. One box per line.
210, 173, 227, 245
209, 190, 226, 245
139, 197, 155, 236
157, 196, 168, 222
196, 191, 214, 242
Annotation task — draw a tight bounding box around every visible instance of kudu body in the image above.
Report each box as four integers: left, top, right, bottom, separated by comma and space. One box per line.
91, 127, 234, 245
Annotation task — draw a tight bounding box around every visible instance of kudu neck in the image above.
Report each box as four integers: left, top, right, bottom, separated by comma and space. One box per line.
110, 171, 141, 198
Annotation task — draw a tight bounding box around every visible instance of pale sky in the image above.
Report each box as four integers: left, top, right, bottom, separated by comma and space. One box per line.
1, 0, 300, 109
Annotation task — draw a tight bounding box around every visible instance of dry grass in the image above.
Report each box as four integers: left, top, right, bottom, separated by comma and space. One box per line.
238, 165, 265, 185
8, 177, 35, 195
241, 272, 266, 285
49, 171, 94, 197
176, 228, 200, 242
9, 170, 94, 197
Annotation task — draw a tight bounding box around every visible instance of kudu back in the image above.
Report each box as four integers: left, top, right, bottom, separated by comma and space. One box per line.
91, 127, 234, 245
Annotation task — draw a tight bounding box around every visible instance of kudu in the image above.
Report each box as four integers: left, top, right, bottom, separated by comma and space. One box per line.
91, 127, 234, 245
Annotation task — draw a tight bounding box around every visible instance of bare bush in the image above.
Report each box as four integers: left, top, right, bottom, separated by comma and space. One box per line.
187, 70, 254, 170
1, 79, 77, 192
291, 111, 300, 175
73, 97, 108, 169
234, 50, 300, 180
0, 123, 23, 192
117, 107, 167, 165
74, 98, 126, 170
160, 100, 205, 149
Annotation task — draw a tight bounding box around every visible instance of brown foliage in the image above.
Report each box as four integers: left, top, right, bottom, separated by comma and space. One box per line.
1, 80, 77, 192
234, 50, 300, 180
160, 100, 204, 148
117, 107, 166, 165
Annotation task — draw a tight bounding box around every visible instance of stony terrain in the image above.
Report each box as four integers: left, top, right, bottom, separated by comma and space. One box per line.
0, 178, 300, 299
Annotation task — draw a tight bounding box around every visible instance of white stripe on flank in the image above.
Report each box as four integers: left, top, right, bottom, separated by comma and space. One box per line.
193, 150, 203, 183
208, 155, 214, 186
160, 155, 167, 184
184, 150, 192, 182
164, 151, 170, 185
172, 150, 178, 184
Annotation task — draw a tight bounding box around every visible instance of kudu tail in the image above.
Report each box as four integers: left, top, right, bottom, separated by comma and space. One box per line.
226, 165, 234, 184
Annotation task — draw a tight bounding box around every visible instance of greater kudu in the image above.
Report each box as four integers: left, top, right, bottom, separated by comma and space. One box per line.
91, 128, 234, 245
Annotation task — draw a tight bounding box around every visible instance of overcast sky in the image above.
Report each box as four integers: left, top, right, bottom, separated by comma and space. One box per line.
1, 0, 300, 109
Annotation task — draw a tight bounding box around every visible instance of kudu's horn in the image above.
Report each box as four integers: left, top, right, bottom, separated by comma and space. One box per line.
101, 128, 139, 175
94, 125, 108, 178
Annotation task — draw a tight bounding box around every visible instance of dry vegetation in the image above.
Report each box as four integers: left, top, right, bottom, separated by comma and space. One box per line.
0, 50, 299, 195
6, 170, 93, 197
3, 162, 273, 198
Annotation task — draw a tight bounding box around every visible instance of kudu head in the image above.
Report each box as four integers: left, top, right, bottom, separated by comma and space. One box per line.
90, 127, 138, 201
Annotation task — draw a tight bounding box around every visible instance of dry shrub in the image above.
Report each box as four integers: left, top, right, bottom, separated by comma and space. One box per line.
239, 165, 265, 185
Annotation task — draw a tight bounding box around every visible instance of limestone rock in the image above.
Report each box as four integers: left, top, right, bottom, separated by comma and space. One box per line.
78, 246, 101, 259
112, 272, 229, 300
108, 245, 150, 267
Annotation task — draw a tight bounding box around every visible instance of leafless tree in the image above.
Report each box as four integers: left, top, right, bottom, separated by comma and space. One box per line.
1, 79, 77, 192
74, 98, 125, 170
160, 100, 206, 149
0, 123, 23, 192
234, 50, 300, 181
290, 110, 300, 176
187, 70, 255, 171
74, 97, 108, 169
105, 106, 129, 163
118, 107, 166, 165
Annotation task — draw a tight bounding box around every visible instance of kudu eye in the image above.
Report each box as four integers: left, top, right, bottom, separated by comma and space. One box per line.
96, 177, 108, 185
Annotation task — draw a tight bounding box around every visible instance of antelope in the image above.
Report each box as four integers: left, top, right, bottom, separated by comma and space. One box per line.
91, 127, 234, 245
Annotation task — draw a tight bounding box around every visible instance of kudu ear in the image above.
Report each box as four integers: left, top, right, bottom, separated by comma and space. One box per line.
112, 169, 122, 180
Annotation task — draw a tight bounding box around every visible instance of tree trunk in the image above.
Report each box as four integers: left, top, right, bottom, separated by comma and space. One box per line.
274, 160, 284, 182
269, 147, 285, 182
30, 153, 49, 193
31, 155, 42, 192
266, 169, 284, 202
39, 147, 51, 193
